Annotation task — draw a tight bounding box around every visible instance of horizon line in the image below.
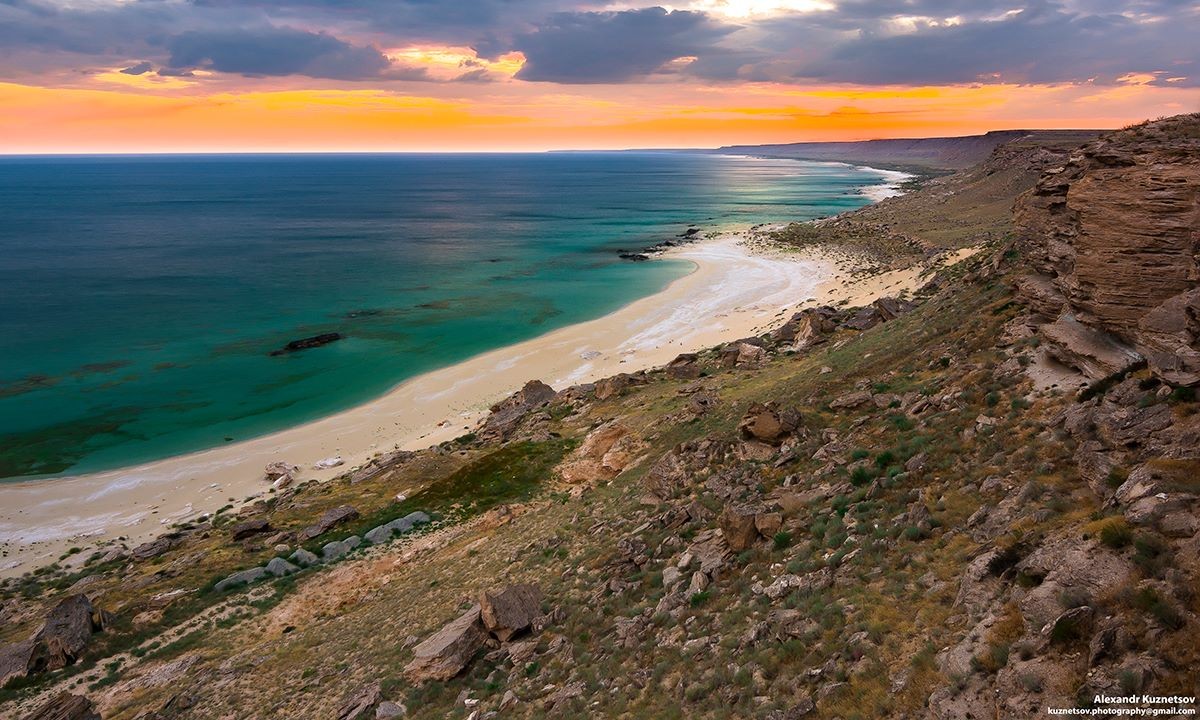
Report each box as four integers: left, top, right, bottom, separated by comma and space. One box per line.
0, 126, 1118, 158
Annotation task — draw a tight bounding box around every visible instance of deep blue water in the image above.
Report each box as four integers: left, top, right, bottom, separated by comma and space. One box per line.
0, 152, 890, 479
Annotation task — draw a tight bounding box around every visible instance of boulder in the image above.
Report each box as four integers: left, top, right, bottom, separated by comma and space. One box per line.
20, 692, 100, 720
872, 296, 915, 321
298, 505, 360, 541
404, 606, 488, 682
0, 638, 37, 686
376, 701, 407, 719
477, 380, 556, 442
479, 584, 543, 642
719, 341, 768, 369
737, 402, 798, 445
337, 681, 382, 720
593, 373, 644, 401
215, 566, 269, 592
665, 353, 701, 380
364, 511, 431, 545
774, 307, 838, 348
265, 557, 299, 577
230, 518, 272, 541
264, 461, 299, 488
755, 512, 783, 538
314, 456, 344, 470
644, 449, 690, 499
720, 504, 762, 552
829, 390, 873, 410
686, 529, 733, 577
289, 548, 319, 566
130, 534, 180, 561
843, 307, 882, 331
557, 421, 644, 485
35, 595, 99, 672
322, 540, 353, 561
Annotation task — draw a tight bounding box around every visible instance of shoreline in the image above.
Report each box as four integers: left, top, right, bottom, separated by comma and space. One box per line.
0, 225, 962, 579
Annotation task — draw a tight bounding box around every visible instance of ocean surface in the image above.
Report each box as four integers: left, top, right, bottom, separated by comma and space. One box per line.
0, 153, 899, 479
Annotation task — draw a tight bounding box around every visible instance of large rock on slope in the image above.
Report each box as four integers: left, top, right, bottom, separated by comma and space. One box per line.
737, 402, 799, 445
20, 692, 100, 720
404, 606, 488, 683
477, 380, 557, 442
480, 584, 543, 642
35, 595, 96, 671
1016, 114, 1200, 385
556, 421, 644, 485
0, 595, 106, 686
297, 505, 359, 541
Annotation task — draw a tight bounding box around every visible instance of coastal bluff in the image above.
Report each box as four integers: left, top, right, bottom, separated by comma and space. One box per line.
1, 116, 1198, 720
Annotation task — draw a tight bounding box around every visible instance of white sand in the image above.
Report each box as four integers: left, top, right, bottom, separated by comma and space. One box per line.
0, 230, 971, 577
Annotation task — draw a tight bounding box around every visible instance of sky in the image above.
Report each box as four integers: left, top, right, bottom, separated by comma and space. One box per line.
1, 0, 1197, 152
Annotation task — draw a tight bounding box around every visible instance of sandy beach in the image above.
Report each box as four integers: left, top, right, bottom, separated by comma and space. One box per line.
0, 229, 966, 576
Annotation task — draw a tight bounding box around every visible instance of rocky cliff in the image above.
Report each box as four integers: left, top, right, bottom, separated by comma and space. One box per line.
1016, 114, 1200, 385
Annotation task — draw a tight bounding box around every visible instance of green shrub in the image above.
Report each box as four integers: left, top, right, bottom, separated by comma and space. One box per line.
1098, 519, 1133, 549
773, 531, 793, 550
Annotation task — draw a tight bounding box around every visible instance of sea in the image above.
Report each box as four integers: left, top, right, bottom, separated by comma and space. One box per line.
0, 152, 902, 479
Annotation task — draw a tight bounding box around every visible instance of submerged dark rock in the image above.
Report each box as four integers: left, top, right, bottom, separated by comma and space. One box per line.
269, 333, 343, 356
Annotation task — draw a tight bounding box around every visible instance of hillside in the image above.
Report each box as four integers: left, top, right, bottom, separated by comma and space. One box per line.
717, 129, 1104, 172
1, 116, 1197, 720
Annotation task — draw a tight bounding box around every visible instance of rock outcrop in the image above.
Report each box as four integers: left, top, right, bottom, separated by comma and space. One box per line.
556, 421, 644, 485
0, 595, 107, 686
479, 584, 542, 642
477, 380, 557, 442
20, 692, 100, 720
298, 505, 359, 541
404, 605, 489, 682
1016, 114, 1200, 385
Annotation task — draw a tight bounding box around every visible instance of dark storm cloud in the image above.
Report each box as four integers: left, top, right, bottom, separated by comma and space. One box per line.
165, 27, 390, 79
780, 2, 1200, 86
511, 7, 738, 83
0, 0, 1196, 87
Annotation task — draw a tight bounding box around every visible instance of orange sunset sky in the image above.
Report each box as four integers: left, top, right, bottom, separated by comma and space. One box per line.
1, 0, 1197, 152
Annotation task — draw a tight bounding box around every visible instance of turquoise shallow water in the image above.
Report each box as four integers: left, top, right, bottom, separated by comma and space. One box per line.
0, 153, 891, 479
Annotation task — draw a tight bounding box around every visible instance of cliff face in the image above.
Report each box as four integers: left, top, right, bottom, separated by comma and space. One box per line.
1016, 114, 1200, 385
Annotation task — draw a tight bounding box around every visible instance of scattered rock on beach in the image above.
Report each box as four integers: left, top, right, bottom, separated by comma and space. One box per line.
314, 455, 344, 470
264, 461, 299, 489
